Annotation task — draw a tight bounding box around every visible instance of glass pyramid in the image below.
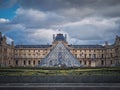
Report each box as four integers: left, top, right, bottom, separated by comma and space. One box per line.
39, 42, 80, 67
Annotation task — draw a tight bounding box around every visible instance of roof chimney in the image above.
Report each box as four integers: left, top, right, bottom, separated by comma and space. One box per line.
11, 41, 14, 46
53, 34, 55, 41
65, 34, 67, 40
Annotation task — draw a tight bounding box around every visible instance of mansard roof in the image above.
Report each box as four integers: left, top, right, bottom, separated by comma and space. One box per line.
69, 45, 104, 48
15, 44, 104, 49
15, 45, 52, 48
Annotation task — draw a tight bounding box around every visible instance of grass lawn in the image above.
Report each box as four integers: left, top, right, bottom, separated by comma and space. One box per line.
0, 67, 120, 76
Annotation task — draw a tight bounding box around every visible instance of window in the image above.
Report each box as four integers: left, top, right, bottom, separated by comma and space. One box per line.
110, 53, 112, 57
89, 61, 91, 65
16, 60, 18, 65
38, 61, 40, 64
89, 54, 91, 58
93, 54, 96, 58
28, 60, 31, 65
9, 61, 10, 64
75, 54, 77, 58
101, 60, 104, 65
24, 60, 26, 65
101, 54, 104, 58
79, 61, 82, 63
84, 61, 86, 65
33, 61, 35, 65
84, 54, 86, 58
111, 60, 112, 64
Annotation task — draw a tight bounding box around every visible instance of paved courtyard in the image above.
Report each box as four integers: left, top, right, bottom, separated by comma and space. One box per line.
0, 83, 120, 90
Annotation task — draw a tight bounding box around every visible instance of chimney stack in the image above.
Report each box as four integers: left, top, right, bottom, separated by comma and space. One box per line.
65, 34, 67, 40
53, 34, 55, 41
11, 41, 14, 46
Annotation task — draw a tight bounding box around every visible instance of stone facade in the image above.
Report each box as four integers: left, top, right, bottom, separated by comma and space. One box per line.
0, 32, 120, 67
0, 32, 14, 67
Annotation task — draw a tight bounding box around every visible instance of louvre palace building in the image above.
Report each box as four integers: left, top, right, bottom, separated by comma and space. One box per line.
0, 31, 120, 67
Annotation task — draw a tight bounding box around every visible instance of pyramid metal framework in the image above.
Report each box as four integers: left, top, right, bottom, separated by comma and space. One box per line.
39, 42, 80, 67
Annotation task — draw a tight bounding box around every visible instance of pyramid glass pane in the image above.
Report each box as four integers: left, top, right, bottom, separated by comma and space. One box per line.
39, 42, 80, 67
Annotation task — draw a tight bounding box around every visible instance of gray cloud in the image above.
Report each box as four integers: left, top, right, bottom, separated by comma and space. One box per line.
17, 0, 120, 18
0, 0, 17, 8
18, 0, 120, 10
0, 0, 120, 45
12, 8, 66, 29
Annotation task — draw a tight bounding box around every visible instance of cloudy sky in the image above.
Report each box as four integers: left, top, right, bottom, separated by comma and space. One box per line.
0, 0, 120, 45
